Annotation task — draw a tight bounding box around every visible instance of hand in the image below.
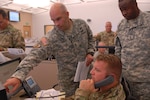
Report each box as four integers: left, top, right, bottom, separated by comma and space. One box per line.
0, 47, 4, 51
86, 54, 93, 66
3, 77, 21, 93
79, 79, 96, 93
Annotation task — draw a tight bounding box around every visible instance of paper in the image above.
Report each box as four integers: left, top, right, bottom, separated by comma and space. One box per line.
0, 82, 5, 90
0, 52, 11, 63
36, 88, 65, 100
74, 60, 90, 82
7, 48, 26, 55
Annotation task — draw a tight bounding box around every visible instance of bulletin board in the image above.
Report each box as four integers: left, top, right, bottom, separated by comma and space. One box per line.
44, 25, 54, 35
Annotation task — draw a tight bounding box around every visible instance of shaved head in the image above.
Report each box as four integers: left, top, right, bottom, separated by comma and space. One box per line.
49, 3, 71, 31
105, 21, 112, 33
50, 3, 68, 14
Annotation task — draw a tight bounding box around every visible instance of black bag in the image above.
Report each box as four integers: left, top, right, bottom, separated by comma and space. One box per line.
121, 77, 137, 100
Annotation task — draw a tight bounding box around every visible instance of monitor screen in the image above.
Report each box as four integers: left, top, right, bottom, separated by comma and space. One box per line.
8, 11, 20, 22
27, 78, 34, 86
26, 76, 36, 88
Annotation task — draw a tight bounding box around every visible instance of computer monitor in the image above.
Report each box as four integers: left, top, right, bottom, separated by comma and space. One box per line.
8, 11, 20, 22
0, 58, 21, 84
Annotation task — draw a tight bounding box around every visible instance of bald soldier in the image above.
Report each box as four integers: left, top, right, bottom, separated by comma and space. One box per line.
96, 21, 115, 46
4, 3, 94, 97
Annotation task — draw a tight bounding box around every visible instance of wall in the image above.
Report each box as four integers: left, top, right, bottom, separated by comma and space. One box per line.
2, 1, 150, 39
10, 12, 33, 37
32, 0, 150, 39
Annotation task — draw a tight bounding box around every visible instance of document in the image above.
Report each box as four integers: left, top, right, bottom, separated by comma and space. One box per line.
35, 89, 65, 100
0, 52, 11, 63
74, 59, 90, 82
7, 48, 26, 55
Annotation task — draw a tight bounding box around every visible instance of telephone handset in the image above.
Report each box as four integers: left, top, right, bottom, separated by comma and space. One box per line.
94, 75, 114, 89
7, 76, 41, 99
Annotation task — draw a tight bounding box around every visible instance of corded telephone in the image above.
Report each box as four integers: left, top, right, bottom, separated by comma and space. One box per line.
94, 75, 114, 89
22, 76, 41, 97
7, 76, 41, 99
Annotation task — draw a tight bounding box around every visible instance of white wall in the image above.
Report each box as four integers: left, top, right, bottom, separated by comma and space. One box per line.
32, 0, 150, 39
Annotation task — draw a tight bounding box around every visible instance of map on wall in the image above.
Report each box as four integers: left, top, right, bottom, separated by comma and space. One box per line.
44, 25, 54, 35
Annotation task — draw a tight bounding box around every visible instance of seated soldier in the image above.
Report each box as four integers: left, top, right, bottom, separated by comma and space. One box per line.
93, 41, 108, 59
33, 37, 48, 48
63, 54, 126, 100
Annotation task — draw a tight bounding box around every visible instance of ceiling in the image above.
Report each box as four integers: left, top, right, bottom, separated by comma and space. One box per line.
0, 0, 150, 14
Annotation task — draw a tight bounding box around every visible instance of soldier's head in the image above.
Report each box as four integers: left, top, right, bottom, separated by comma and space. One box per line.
98, 42, 107, 54
0, 9, 9, 30
105, 21, 112, 33
118, 0, 140, 20
50, 3, 71, 31
91, 54, 122, 91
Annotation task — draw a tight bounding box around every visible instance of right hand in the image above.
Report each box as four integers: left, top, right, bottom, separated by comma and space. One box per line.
79, 79, 97, 93
3, 77, 21, 93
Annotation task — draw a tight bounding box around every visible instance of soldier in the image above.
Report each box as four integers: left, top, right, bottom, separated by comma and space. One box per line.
93, 41, 108, 59
115, 0, 150, 99
63, 54, 126, 100
4, 3, 94, 97
0, 9, 25, 51
96, 21, 115, 46
33, 37, 48, 48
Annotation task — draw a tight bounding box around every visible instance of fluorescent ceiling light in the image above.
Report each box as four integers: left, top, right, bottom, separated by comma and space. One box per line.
28, 0, 50, 8
13, 0, 28, 4
86, 0, 107, 3
13, 0, 50, 8
51, 0, 83, 5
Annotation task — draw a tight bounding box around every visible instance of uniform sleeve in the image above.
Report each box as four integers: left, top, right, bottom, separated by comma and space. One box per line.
12, 30, 25, 51
0, 46, 6, 51
96, 32, 102, 41
85, 23, 95, 55
74, 88, 91, 100
11, 44, 52, 81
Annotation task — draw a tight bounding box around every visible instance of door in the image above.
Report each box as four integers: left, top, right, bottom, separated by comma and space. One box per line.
23, 26, 31, 38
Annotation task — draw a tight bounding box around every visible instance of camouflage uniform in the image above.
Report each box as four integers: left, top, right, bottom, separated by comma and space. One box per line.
73, 84, 126, 100
0, 24, 25, 51
11, 19, 95, 97
96, 31, 115, 46
115, 11, 150, 100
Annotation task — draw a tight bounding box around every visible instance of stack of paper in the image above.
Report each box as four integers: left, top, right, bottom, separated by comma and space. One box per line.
74, 60, 90, 82
35, 89, 65, 100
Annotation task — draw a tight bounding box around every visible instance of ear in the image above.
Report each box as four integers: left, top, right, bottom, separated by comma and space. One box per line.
66, 11, 69, 17
110, 73, 119, 84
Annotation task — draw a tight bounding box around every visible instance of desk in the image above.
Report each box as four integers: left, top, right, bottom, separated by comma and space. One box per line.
10, 60, 60, 100
10, 89, 65, 100
10, 90, 27, 100
27, 60, 58, 90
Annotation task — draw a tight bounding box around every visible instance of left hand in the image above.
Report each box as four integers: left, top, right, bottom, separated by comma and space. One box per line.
86, 54, 93, 66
